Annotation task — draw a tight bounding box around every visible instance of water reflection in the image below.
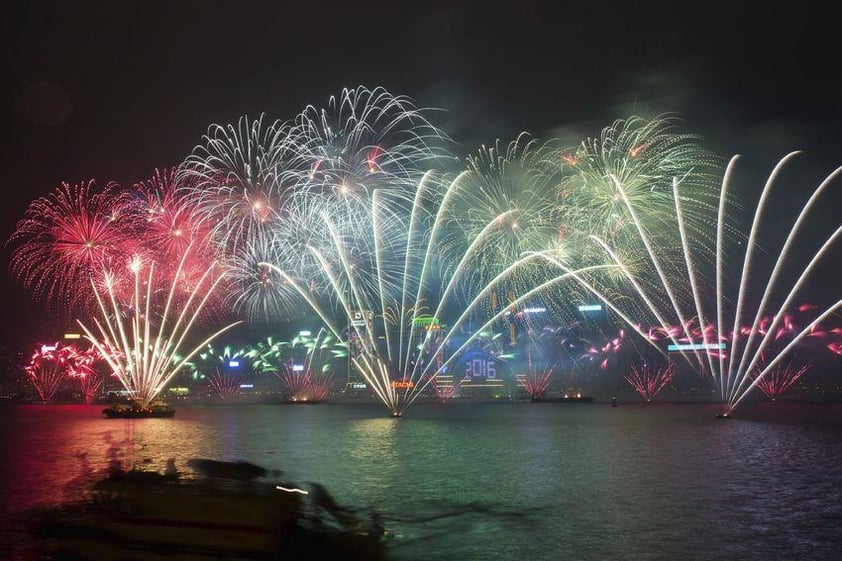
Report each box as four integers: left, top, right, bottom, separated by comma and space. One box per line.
1, 401, 841, 561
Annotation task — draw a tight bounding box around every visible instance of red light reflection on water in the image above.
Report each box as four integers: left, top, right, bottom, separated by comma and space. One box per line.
0, 405, 187, 515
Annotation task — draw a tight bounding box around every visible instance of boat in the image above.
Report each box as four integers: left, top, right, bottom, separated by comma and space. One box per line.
530, 394, 594, 403
286, 398, 327, 405
102, 398, 176, 419
29, 458, 387, 560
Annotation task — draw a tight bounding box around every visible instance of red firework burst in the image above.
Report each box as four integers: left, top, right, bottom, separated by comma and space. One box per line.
67, 347, 103, 404
24, 342, 77, 402
520, 364, 554, 399
208, 367, 241, 400
8, 180, 137, 316
751, 359, 811, 401
133, 168, 215, 263
624, 362, 675, 402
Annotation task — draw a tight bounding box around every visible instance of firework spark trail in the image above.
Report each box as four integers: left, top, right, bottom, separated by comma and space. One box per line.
398, 171, 468, 378
400, 172, 533, 383
261, 168, 613, 415
716, 155, 842, 408
78, 246, 241, 408
576, 152, 842, 412
292, 85, 453, 197
8, 180, 136, 316
730, 303, 842, 409
586, 234, 697, 368
280, 329, 341, 401
413, 264, 616, 409
672, 177, 720, 389
723, 154, 798, 398
624, 362, 675, 401
260, 253, 402, 413
609, 173, 716, 371
259, 176, 489, 414
530, 250, 668, 359
67, 347, 103, 404
521, 360, 555, 399
752, 359, 811, 400
281, 360, 309, 400
412, 255, 600, 384
395, 163, 624, 395
714, 158, 733, 399
209, 367, 241, 400
728, 163, 842, 401
25, 343, 76, 402
179, 114, 301, 254
729, 228, 842, 403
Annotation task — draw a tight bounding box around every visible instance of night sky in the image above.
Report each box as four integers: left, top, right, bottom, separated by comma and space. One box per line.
3, 0, 841, 347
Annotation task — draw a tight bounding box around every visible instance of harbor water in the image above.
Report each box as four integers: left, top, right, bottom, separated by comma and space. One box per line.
1, 400, 841, 560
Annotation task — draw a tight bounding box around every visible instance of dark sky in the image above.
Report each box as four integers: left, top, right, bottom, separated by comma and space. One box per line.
2, 0, 841, 347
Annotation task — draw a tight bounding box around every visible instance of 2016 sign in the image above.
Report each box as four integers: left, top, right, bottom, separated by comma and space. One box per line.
464, 358, 496, 379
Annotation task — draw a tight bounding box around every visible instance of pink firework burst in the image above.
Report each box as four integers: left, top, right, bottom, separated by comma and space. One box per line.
520, 364, 555, 399
624, 362, 675, 402
582, 329, 626, 371
751, 360, 811, 401
208, 367, 241, 400
8, 180, 137, 316
24, 342, 76, 402
68, 347, 103, 404
132, 168, 231, 322
307, 369, 334, 402
280, 362, 334, 402
280, 360, 310, 401
133, 167, 214, 263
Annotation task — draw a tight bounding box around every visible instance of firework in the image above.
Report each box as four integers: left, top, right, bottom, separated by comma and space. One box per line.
260, 171, 599, 416
624, 362, 675, 402
751, 358, 811, 401
291, 85, 453, 199
580, 329, 628, 371
11, 88, 840, 419
208, 367, 242, 400
243, 336, 289, 375
24, 343, 76, 402
8, 180, 137, 316
67, 347, 103, 404
440, 134, 568, 323
280, 361, 310, 401
222, 226, 299, 325
78, 245, 241, 408
195, 344, 247, 370
179, 113, 301, 253
520, 364, 554, 399
567, 153, 842, 413
556, 114, 723, 247
274, 330, 342, 402
133, 168, 212, 261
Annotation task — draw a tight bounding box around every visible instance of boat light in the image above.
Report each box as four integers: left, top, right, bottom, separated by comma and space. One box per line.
276, 485, 309, 495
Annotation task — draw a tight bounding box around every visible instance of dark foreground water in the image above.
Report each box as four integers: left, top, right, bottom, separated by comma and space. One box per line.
1, 400, 841, 560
